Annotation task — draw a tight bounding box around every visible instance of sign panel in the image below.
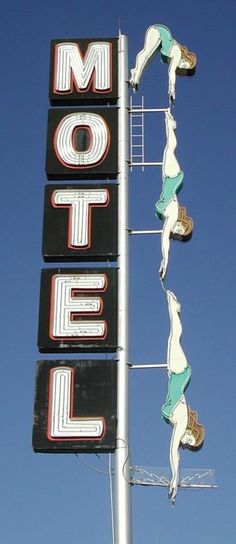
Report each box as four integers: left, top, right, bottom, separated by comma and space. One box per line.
49, 38, 118, 105
42, 183, 118, 261
38, 268, 118, 352
33, 359, 117, 453
46, 108, 118, 180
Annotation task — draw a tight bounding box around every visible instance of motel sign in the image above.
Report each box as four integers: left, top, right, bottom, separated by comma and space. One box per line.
33, 37, 119, 453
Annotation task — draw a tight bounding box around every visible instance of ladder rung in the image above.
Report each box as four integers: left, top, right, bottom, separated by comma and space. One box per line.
130, 161, 163, 166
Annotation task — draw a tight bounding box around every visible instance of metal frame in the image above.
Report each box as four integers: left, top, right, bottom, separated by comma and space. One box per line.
114, 40, 217, 544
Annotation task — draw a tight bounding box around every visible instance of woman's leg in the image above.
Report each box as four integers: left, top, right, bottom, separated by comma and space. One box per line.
162, 112, 180, 178
167, 291, 188, 373
130, 26, 161, 87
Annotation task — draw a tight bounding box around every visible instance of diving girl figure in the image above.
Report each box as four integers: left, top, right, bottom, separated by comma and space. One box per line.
162, 290, 205, 504
156, 111, 193, 280
130, 24, 196, 101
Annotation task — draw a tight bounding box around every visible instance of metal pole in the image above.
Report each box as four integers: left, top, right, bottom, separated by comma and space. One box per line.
114, 34, 132, 544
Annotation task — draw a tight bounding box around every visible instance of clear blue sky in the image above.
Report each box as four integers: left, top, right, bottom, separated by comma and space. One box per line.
1, 1, 236, 542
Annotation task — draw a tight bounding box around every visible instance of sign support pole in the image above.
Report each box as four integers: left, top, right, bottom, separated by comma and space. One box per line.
114, 35, 132, 544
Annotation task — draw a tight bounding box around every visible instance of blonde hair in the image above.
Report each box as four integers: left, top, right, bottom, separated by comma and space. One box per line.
177, 44, 197, 74
184, 406, 205, 450
170, 206, 193, 242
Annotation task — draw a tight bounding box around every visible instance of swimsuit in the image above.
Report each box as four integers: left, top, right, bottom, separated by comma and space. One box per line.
162, 366, 191, 422
153, 25, 175, 58
155, 170, 184, 219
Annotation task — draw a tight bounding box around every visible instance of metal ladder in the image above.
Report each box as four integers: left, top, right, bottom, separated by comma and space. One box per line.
129, 95, 169, 170
130, 95, 145, 171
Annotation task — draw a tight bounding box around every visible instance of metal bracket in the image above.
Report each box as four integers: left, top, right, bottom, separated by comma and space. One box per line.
130, 466, 217, 489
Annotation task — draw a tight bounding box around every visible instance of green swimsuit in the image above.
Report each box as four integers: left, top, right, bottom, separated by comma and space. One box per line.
153, 24, 175, 57
155, 171, 184, 220
162, 366, 191, 422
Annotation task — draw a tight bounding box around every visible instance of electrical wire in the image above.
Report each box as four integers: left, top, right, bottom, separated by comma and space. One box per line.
75, 453, 110, 475
75, 452, 116, 544
95, 453, 110, 469
115, 437, 133, 485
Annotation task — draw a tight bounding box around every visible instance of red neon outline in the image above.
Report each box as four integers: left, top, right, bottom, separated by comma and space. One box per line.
53, 112, 111, 170
53, 41, 113, 96
51, 188, 110, 250
47, 366, 106, 442
49, 273, 108, 342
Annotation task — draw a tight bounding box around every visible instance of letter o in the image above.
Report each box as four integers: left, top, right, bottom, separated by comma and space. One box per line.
54, 112, 110, 168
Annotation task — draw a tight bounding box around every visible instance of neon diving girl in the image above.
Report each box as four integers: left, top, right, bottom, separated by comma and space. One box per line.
156, 111, 193, 280
163, 290, 205, 504
130, 24, 196, 100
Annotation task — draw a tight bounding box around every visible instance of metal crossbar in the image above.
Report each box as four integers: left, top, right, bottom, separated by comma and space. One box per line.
129, 363, 167, 369
128, 229, 162, 235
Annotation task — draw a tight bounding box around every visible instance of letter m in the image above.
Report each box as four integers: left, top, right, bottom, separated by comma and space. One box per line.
54, 41, 111, 94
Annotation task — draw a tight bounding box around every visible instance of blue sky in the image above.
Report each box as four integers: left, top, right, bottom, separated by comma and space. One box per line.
1, 1, 236, 542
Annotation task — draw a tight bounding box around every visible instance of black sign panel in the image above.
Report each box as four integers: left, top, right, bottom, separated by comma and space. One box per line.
38, 268, 117, 352
33, 360, 117, 453
49, 38, 118, 106
46, 108, 118, 180
42, 184, 118, 261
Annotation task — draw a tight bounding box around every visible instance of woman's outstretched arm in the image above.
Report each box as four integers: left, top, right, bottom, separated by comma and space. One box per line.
159, 200, 179, 280
169, 400, 188, 503
168, 44, 182, 100
169, 423, 181, 503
